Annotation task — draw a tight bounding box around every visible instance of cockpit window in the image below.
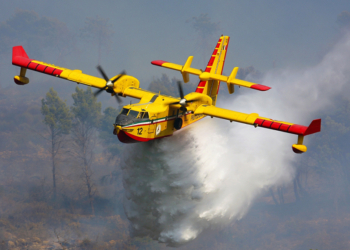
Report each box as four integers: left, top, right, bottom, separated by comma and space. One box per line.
139, 112, 149, 119
143, 112, 149, 119
121, 108, 129, 115
128, 110, 139, 118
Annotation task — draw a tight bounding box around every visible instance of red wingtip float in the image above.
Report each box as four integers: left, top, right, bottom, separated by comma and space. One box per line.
12, 35, 321, 153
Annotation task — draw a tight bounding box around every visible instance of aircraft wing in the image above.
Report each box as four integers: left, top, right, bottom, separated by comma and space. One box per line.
12, 46, 155, 100
12, 46, 107, 89
194, 104, 321, 136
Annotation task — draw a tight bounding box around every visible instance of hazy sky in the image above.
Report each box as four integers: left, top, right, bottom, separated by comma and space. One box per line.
2, 0, 349, 88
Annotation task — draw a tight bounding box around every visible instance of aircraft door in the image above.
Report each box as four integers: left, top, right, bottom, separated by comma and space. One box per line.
148, 113, 157, 135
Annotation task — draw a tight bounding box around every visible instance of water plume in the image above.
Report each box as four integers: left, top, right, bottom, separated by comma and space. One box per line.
122, 32, 350, 246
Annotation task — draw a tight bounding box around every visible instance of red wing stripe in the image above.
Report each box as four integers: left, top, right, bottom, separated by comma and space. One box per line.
262, 120, 272, 128
54, 69, 63, 75
254, 118, 320, 135
279, 124, 290, 132
288, 124, 308, 135
45, 67, 55, 74
271, 122, 281, 129
195, 88, 204, 93
254, 118, 264, 126
28, 62, 38, 70
36, 64, 46, 72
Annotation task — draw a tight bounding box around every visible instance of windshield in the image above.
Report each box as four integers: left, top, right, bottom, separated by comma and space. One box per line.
121, 108, 129, 115
128, 110, 139, 118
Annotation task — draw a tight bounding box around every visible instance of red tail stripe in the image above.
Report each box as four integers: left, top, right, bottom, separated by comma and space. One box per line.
195, 88, 204, 93
207, 57, 215, 66
198, 81, 206, 87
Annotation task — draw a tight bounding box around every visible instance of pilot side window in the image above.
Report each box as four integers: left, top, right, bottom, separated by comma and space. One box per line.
121, 108, 129, 115
128, 110, 139, 118
138, 112, 149, 119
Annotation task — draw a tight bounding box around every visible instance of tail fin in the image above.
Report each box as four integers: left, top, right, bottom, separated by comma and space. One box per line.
195, 36, 230, 106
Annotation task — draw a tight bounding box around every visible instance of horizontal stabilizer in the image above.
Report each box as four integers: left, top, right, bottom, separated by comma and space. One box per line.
151, 59, 271, 91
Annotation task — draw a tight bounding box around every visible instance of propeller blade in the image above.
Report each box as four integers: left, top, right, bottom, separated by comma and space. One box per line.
96, 65, 109, 82
112, 70, 126, 83
115, 94, 122, 104
93, 88, 105, 97
177, 81, 184, 100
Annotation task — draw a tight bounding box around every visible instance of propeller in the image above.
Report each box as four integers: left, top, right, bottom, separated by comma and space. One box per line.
94, 65, 126, 104
170, 81, 197, 112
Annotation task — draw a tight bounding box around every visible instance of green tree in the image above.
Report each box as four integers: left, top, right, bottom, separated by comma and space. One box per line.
41, 88, 72, 200
80, 16, 114, 64
71, 87, 101, 215
99, 107, 121, 158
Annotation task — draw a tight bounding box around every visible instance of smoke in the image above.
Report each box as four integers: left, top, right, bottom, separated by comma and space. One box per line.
122, 32, 350, 246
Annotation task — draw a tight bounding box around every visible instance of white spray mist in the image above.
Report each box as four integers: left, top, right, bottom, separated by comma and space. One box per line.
122, 32, 350, 246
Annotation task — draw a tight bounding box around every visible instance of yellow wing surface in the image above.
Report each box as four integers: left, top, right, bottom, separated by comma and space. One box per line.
12, 46, 150, 100
194, 104, 321, 153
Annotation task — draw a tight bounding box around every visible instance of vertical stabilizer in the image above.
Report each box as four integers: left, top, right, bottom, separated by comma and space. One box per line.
195, 36, 230, 106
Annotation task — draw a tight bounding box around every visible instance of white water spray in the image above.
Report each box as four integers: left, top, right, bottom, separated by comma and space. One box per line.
122, 32, 350, 246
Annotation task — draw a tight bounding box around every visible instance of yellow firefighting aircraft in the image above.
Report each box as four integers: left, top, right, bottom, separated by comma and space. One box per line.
12, 35, 321, 153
